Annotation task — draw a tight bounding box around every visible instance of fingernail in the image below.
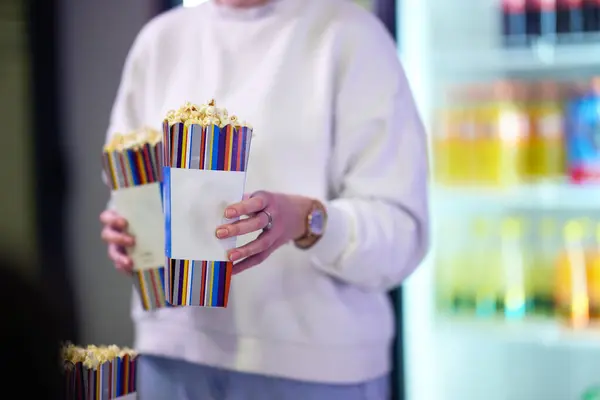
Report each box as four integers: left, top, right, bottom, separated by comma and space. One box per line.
225, 208, 237, 218
229, 251, 241, 261
216, 228, 228, 239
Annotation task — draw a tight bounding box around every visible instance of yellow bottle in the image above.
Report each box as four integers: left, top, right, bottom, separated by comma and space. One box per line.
500, 217, 528, 320
528, 81, 565, 181
472, 217, 501, 317
468, 85, 488, 185
587, 222, 600, 319
529, 217, 558, 317
556, 220, 590, 328
433, 107, 462, 185
455, 85, 479, 185
449, 217, 489, 314
477, 82, 529, 186
434, 218, 459, 314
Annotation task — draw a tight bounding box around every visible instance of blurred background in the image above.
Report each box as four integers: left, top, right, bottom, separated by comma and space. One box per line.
4, 0, 600, 399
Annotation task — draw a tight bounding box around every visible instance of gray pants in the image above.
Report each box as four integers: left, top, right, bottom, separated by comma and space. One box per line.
137, 355, 389, 400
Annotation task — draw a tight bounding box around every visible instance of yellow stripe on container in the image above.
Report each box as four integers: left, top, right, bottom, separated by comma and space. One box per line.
138, 271, 151, 310
182, 260, 190, 302
108, 152, 119, 189
95, 368, 101, 399
180, 125, 188, 169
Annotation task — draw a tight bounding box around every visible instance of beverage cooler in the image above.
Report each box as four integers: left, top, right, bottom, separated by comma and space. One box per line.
398, 0, 600, 399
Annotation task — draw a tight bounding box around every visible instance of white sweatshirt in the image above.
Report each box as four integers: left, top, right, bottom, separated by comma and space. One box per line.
106, 0, 429, 384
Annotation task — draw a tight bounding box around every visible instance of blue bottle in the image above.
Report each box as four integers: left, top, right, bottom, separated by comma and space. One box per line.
565, 79, 600, 183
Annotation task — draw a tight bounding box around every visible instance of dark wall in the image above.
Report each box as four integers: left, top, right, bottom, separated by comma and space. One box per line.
27, 0, 79, 341
56, 0, 159, 345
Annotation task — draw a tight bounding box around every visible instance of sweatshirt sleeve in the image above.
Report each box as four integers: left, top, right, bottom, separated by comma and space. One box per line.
305, 13, 430, 291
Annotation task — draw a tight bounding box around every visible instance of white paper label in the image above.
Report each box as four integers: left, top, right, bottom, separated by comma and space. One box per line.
114, 394, 137, 400
166, 168, 245, 261
112, 183, 165, 270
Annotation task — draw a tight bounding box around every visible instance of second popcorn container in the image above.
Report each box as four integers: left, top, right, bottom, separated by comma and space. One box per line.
102, 128, 169, 311
162, 100, 253, 307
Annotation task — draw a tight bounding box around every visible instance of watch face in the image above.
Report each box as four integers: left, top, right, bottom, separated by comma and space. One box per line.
309, 209, 324, 236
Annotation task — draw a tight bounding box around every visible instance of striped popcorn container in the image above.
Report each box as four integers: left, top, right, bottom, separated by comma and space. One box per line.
102, 129, 168, 311
63, 344, 137, 400
162, 100, 253, 307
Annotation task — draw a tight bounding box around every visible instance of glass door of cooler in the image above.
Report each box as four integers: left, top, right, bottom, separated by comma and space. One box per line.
399, 1, 600, 400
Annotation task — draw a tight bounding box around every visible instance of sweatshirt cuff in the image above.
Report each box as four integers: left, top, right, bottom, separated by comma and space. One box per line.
305, 200, 354, 268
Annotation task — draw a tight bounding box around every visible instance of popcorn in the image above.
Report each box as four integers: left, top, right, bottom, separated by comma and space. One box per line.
165, 99, 245, 128
62, 343, 138, 370
104, 126, 162, 152
62, 343, 138, 398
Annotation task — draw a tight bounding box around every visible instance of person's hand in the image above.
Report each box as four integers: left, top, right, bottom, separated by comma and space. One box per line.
100, 210, 135, 274
216, 191, 313, 274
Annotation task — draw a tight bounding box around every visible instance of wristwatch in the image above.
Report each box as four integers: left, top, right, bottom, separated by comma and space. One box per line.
294, 200, 328, 250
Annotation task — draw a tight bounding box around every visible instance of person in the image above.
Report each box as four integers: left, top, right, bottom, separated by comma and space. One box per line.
99, 0, 429, 398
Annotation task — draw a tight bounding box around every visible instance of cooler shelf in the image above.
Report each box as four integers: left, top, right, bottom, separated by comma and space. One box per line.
432, 183, 600, 211
437, 36, 600, 73
437, 317, 600, 350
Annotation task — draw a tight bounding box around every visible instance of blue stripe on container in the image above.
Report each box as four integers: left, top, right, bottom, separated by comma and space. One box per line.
159, 181, 164, 208
163, 167, 172, 258
212, 262, 220, 307
116, 357, 122, 396
231, 129, 239, 171
211, 126, 220, 171
125, 149, 140, 185
240, 127, 247, 172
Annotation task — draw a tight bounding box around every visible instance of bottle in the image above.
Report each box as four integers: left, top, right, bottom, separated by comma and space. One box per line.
594, 0, 600, 31
464, 84, 485, 185
529, 217, 559, 317
527, 0, 558, 42
565, 78, 600, 183
500, 217, 528, 320
472, 217, 501, 318
433, 108, 452, 184
583, 0, 599, 31
435, 217, 461, 314
481, 81, 529, 186
587, 221, 600, 319
434, 86, 471, 185
555, 220, 589, 328
503, 0, 528, 46
528, 81, 565, 181
453, 217, 489, 313
557, 0, 585, 38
